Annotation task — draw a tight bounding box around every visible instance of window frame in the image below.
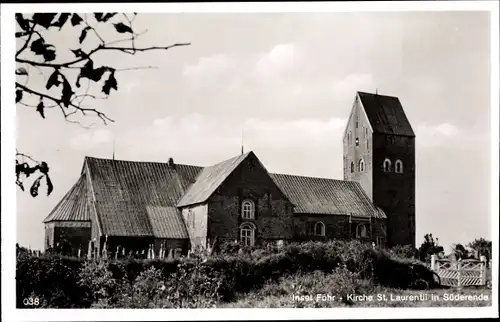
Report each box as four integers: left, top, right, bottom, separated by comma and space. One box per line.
383, 158, 392, 172
356, 223, 368, 239
395, 159, 403, 174
359, 159, 365, 172
240, 222, 256, 246
241, 199, 255, 219
314, 221, 326, 237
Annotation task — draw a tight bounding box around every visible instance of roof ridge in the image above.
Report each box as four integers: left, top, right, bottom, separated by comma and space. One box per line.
84, 156, 204, 168
270, 172, 344, 182
357, 91, 399, 99
177, 152, 253, 207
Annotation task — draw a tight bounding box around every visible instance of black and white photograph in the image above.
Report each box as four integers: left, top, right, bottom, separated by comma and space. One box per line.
1, 1, 498, 321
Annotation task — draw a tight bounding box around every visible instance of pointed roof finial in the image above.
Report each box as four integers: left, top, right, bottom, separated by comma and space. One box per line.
112, 140, 115, 160
376, 88, 378, 95
241, 128, 244, 155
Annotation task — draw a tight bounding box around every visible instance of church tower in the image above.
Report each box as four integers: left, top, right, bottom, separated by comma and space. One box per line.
343, 91, 415, 248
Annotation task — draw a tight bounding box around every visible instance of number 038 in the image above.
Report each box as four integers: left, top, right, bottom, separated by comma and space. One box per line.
23, 297, 40, 306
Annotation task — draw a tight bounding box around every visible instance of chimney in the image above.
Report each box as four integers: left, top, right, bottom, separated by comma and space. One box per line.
168, 157, 175, 170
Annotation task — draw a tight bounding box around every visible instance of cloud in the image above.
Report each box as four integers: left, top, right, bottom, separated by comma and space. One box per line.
332, 73, 376, 97
121, 114, 347, 169
415, 123, 460, 147
244, 117, 346, 149
254, 43, 302, 79
182, 54, 231, 87
68, 129, 114, 150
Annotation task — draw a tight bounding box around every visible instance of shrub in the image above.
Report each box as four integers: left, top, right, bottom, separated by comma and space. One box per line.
78, 260, 120, 305
16, 253, 89, 308
258, 267, 370, 307
390, 244, 417, 259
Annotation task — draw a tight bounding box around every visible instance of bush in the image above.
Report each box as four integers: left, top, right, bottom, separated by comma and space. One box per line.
17, 239, 428, 308
78, 260, 122, 306
390, 244, 417, 260
16, 253, 89, 308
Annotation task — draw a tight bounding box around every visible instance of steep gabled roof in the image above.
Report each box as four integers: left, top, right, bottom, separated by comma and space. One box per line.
176, 152, 251, 207
43, 174, 89, 223
46, 151, 386, 237
84, 157, 202, 237
270, 173, 386, 218
146, 206, 189, 239
357, 91, 415, 137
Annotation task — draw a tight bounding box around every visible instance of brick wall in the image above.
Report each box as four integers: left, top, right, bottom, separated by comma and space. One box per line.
344, 94, 374, 200
293, 214, 386, 243
207, 153, 294, 245
372, 133, 415, 247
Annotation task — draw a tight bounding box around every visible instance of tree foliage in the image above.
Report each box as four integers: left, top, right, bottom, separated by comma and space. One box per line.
451, 243, 471, 260
416, 233, 444, 262
15, 13, 190, 197
467, 238, 492, 261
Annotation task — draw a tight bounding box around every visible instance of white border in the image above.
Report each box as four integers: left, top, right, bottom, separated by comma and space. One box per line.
2, 1, 499, 321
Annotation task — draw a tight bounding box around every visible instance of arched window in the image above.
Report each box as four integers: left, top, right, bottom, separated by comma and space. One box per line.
241, 200, 255, 219
383, 158, 391, 172
240, 222, 255, 246
356, 224, 367, 239
395, 159, 403, 174
359, 159, 365, 172
314, 221, 326, 236
350, 162, 354, 173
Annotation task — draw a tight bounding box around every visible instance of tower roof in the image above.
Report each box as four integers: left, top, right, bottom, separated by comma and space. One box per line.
357, 91, 415, 137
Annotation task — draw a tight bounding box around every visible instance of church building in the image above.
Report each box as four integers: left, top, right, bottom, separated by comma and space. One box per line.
43, 91, 416, 257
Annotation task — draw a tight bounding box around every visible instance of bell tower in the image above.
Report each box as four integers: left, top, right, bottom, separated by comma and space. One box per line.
343, 91, 415, 248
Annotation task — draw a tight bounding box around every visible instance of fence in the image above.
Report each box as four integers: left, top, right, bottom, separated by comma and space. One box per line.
431, 255, 489, 287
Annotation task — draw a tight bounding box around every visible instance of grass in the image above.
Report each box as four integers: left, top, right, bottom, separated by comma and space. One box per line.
221, 287, 492, 308
219, 269, 493, 308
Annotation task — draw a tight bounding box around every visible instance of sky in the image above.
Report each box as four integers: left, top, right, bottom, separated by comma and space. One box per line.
14, 11, 492, 252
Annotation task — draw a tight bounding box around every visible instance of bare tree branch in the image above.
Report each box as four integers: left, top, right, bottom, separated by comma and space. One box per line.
16, 82, 115, 124
15, 13, 190, 196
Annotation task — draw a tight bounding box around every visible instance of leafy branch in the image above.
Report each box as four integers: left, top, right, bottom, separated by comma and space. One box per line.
15, 12, 190, 196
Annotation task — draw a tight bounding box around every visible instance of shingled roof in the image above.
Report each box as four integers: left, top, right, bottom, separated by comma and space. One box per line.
46, 152, 385, 237
358, 91, 415, 137
43, 174, 89, 223
84, 157, 202, 237
270, 173, 385, 218
177, 152, 250, 207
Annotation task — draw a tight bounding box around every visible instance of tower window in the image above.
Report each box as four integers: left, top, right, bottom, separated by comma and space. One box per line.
383, 158, 392, 172
356, 224, 368, 239
359, 159, 365, 172
314, 221, 326, 236
355, 138, 359, 146
395, 159, 403, 174
241, 200, 255, 219
350, 162, 354, 173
